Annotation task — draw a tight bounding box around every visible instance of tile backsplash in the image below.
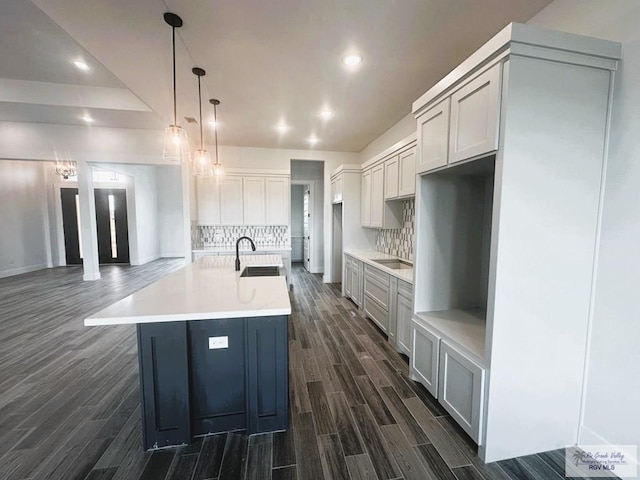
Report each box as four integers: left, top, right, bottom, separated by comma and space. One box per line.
376, 199, 415, 261
195, 225, 290, 249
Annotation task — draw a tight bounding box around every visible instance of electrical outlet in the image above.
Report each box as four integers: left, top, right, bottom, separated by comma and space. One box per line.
208, 336, 228, 349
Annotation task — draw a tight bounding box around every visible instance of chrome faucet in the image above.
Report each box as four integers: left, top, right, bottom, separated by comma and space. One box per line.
235, 236, 256, 271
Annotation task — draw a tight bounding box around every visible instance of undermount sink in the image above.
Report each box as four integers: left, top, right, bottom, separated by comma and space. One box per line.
240, 266, 280, 277
372, 259, 413, 270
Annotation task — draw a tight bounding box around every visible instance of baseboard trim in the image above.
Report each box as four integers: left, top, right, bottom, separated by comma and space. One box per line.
0, 263, 48, 279
83, 272, 101, 281
579, 424, 638, 470
131, 254, 161, 266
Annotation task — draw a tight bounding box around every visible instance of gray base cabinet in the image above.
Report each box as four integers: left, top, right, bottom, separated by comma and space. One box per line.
438, 341, 485, 444
344, 254, 363, 307
137, 315, 288, 450
409, 319, 439, 397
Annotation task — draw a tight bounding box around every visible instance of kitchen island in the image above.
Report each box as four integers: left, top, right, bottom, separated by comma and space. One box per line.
85, 255, 291, 450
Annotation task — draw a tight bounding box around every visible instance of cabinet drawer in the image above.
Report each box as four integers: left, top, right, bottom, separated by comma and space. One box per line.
398, 279, 413, 299
410, 319, 440, 398
364, 273, 390, 309
363, 294, 388, 333
438, 340, 485, 444
364, 264, 390, 285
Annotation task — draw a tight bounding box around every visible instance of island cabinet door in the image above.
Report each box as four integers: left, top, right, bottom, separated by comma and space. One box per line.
137, 322, 190, 450
246, 316, 289, 434
188, 319, 246, 436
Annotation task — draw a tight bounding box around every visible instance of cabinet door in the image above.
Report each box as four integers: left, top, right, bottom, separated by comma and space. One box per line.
387, 278, 398, 344
332, 176, 343, 204
243, 177, 266, 225
266, 177, 288, 226
352, 260, 362, 307
196, 176, 221, 225
417, 98, 450, 174
247, 315, 289, 433
449, 63, 501, 164
370, 164, 384, 228
384, 156, 399, 200
396, 292, 413, 356
344, 256, 352, 298
220, 176, 244, 225
410, 319, 440, 398
438, 341, 485, 444
398, 147, 416, 197
361, 170, 372, 227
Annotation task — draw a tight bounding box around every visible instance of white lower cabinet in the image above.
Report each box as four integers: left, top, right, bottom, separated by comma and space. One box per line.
396, 282, 413, 356
343, 254, 363, 307
438, 341, 485, 444
410, 319, 440, 398
410, 321, 486, 445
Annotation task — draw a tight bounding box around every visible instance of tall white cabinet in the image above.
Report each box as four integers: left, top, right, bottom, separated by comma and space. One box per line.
410, 23, 621, 462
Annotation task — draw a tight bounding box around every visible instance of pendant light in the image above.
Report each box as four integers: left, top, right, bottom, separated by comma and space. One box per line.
210, 99, 224, 177
192, 68, 214, 176
162, 12, 189, 163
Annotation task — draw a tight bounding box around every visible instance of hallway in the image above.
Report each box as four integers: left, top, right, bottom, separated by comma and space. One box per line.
0, 262, 570, 479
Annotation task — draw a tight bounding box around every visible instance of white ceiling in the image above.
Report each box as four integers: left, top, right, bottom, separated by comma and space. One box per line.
2, 0, 553, 152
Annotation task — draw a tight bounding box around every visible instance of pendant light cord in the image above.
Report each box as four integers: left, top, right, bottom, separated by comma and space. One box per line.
214, 103, 219, 164
172, 26, 177, 126
198, 76, 204, 150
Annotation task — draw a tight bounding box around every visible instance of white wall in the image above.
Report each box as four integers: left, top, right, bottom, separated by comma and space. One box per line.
529, 0, 640, 458
290, 185, 304, 237
156, 165, 185, 257
0, 160, 50, 277
292, 160, 324, 273
102, 164, 160, 265
358, 113, 415, 163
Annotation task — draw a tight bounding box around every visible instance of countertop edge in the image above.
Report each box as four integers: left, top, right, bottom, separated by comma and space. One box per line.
343, 249, 414, 284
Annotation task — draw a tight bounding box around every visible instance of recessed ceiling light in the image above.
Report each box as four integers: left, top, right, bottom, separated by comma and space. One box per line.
276, 124, 289, 133
319, 110, 334, 120
74, 60, 90, 71
81, 114, 94, 123
308, 135, 319, 145
342, 54, 362, 67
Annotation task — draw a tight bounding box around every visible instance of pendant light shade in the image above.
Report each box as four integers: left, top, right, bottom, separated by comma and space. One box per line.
192, 68, 214, 176
210, 99, 224, 177
162, 12, 189, 163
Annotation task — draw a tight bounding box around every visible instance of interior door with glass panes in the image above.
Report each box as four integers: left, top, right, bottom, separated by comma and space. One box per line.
303, 187, 310, 271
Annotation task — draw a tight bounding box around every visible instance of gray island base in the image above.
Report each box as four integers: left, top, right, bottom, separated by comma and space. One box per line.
84, 255, 292, 450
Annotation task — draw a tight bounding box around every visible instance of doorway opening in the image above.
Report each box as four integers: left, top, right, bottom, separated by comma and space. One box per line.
60, 187, 130, 265
291, 159, 324, 275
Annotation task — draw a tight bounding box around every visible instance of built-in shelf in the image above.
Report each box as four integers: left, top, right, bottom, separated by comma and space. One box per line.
414, 309, 486, 364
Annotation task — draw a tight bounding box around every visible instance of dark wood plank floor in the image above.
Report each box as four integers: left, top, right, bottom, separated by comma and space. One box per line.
0, 261, 590, 479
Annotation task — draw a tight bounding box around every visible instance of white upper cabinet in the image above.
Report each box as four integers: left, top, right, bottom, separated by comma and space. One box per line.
398, 147, 416, 197
370, 164, 385, 228
265, 177, 289, 225
361, 169, 372, 227
449, 63, 501, 164
417, 98, 450, 174
220, 176, 243, 225
331, 176, 343, 204
384, 156, 399, 200
196, 177, 221, 226
243, 177, 266, 225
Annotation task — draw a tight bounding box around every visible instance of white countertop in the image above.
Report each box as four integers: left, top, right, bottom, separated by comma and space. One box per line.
344, 249, 414, 284
84, 255, 291, 326
192, 246, 292, 253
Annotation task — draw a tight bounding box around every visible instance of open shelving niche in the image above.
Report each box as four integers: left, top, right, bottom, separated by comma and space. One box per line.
413, 155, 495, 367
